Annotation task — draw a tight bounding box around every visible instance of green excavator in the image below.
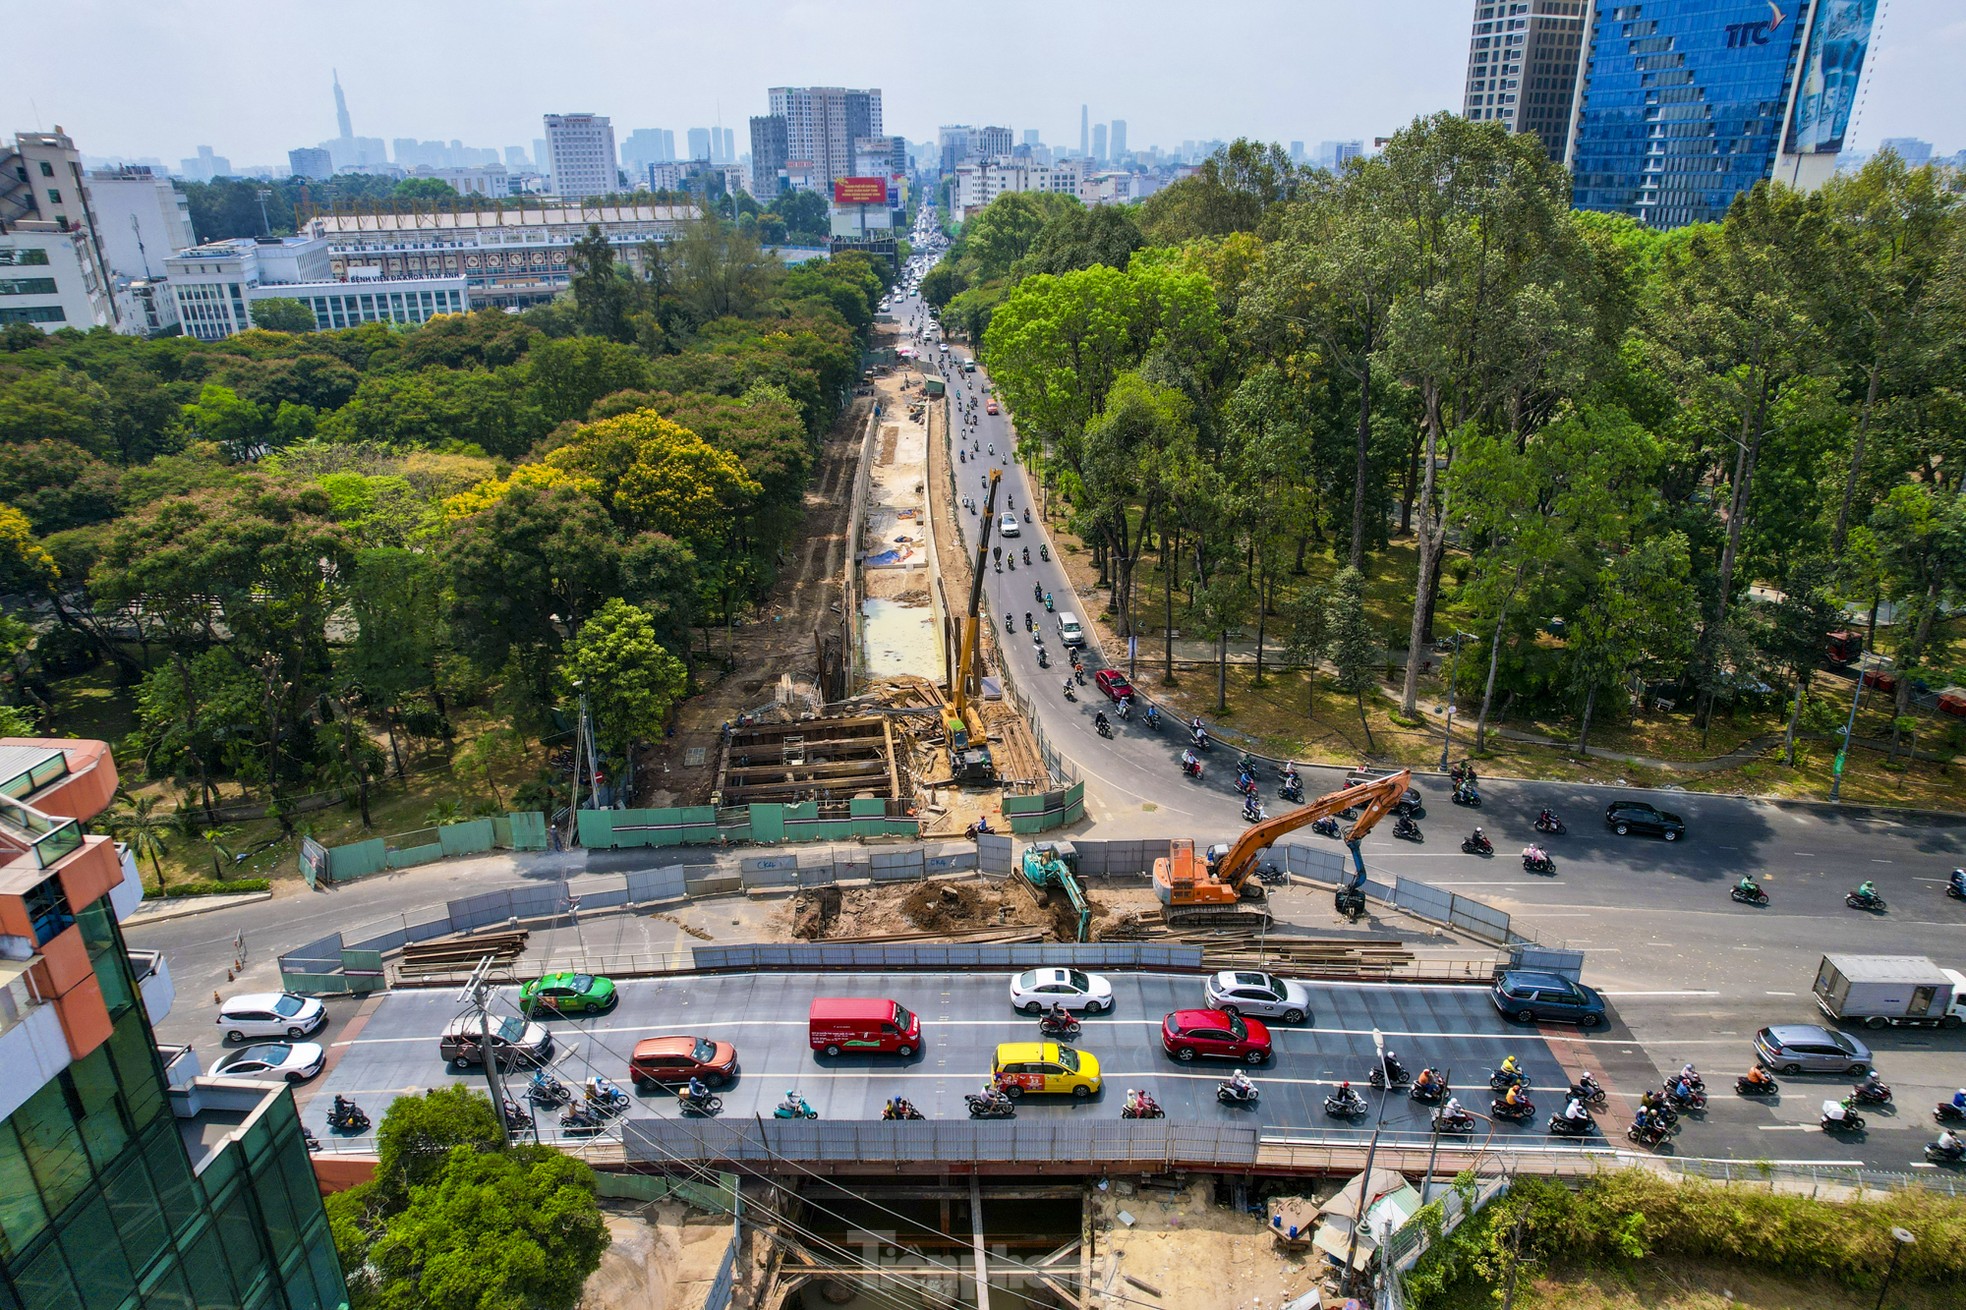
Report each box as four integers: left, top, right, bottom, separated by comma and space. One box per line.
1020, 840, 1092, 941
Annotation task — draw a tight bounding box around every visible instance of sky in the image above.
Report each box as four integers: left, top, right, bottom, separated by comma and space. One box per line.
7, 0, 1964, 167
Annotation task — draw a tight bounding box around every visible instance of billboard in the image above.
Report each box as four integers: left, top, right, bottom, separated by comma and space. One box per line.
1786, 0, 1878, 155
833, 176, 889, 205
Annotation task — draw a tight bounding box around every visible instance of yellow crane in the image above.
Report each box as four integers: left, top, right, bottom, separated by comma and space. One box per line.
1153, 770, 1412, 929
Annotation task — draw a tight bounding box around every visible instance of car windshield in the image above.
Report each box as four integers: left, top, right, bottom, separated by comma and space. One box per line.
1226, 1013, 1248, 1040
1015, 971, 1038, 990
892, 1003, 916, 1030
232, 1044, 289, 1064
1065, 971, 1089, 993
1829, 1031, 1861, 1055
495, 1017, 527, 1043
691, 1038, 717, 1062
1054, 1047, 1080, 1072
274, 995, 305, 1017
569, 974, 594, 992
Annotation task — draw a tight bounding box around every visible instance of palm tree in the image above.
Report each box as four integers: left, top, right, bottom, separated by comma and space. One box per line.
109, 793, 172, 891
201, 826, 240, 880
422, 799, 465, 828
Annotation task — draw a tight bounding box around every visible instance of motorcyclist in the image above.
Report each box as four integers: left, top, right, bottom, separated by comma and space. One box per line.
1856, 879, 1877, 900
686, 1076, 709, 1104
1022, 547, 1030, 565
1524, 843, 1547, 865
332, 1094, 354, 1120
1564, 1095, 1588, 1123
1044, 591, 1054, 611
1094, 710, 1110, 734
1281, 762, 1300, 787
1953, 1087, 1966, 1112
1025, 611, 1033, 630
1499, 1054, 1521, 1080
1470, 826, 1488, 849
1144, 704, 1160, 728
1442, 1096, 1465, 1122
1048, 1001, 1071, 1028
1742, 1064, 1773, 1088
1537, 806, 1556, 826
1063, 678, 1075, 697
1671, 1073, 1697, 1101
1180, 748, 1199, 773
1856, 1071, 1888, 1099
1952, 868, 1966, 895
1938, 1129, 1965, 1158
1678, 1062, 1701, 1085
1124, 1088, 1143, 1115
1241, 794, 1262, 822
779, 1089, 806, 1115
1736, 874, 1760, 896
1504, 1082, 1526, 1107
1413, 1067, 1439, 1094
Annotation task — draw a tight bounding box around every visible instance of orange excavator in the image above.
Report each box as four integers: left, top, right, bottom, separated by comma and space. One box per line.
1153, 769, 1412, 929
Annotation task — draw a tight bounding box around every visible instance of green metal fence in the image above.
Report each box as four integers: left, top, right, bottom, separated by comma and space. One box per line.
309, 811, 548, 884
1002, 779, 1085, 834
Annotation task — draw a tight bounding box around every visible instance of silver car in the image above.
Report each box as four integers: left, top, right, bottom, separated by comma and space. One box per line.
1753, 1024, 1872, 1075
1203, 971, 1311, 1024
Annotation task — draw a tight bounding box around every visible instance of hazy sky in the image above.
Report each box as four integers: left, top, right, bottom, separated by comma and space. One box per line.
9, 0, 1963, 166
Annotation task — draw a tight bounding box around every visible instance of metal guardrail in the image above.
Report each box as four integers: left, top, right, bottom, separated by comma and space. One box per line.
624, 1117, 1261, 1167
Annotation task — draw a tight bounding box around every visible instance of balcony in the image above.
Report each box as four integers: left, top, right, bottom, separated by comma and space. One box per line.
170, 1075, 302, 1176
0, 954, 72, 1122
129, 947, 174, 1026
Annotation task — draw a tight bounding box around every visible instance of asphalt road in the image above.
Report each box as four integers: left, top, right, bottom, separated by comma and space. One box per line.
310, 969, 1600, 1152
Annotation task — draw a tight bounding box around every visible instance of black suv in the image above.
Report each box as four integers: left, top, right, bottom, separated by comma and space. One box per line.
1491, 970, 1606, 1028
1604, 801, 1684, 841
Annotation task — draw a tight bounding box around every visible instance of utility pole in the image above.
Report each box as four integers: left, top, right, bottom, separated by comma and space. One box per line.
1829, 665, 1866, 802
1438, 633, 1471, 772
1343, 1028, 1392, 1295
460, 958, 513, 1146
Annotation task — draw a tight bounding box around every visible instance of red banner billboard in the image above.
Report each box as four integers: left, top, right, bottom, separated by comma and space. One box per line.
833, 176, 889, 205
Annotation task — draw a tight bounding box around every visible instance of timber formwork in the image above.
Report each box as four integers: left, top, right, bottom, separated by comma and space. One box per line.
714, 714, 904, 806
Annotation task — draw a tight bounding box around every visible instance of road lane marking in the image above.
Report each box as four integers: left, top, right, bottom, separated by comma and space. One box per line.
1765, 991, 1797, 997
1757, 1125, 1817, 1132
1592, 990, 1720, 998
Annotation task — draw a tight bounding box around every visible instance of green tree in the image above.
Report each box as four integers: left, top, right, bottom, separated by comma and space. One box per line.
108, 793, 172, 889
565, 224, 633, 343
560, 599, 688, 757
1016, 201, 1144, 277
1282, 580, 1332, 714
250, 297, 317, 333
178, 383, 268, 460
1326, 566, 1378, 749
1765, 556, 1843, 765
1568, 534, 1697, 752
200, 825, 240, 879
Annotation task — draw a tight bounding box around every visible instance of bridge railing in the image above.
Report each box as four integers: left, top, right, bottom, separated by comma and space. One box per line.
624, 1117, 1261, 1167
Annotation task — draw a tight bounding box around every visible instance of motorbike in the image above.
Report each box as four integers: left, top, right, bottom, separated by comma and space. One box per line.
966, 1090, 1015, 1119
1044, 594, 1055, 612
882, 1099, 925, 1121
1023, 509, 1031, 522
1038, 1013, 1082, 1040
774, 1091, 818, 1120
1432, 1110, 1476, 1135
1641, 1098, 1680, 1129
1022, 548, 1030, 565
1492, 1096, 1536, 1123
1925, 1142, 1966, 1165
1025, 612, 1034, 631
958, 449, 966, 462
586, 1078, 631, 1117
301, 1127, 322, 1153
1393, 815, 1424, 842
1664, 1083, 1708, 1112
1311, 816, 1341, 838
1179, 753, 1204, 780
1097, 719, 1113, 739
1191, 728, 1212, 751
1846, 889, 1887, 912
1452, 786, 1482, 808
1547, 1112, 1595, 1137
1040, 544, 1049, 561
326, 1098, 370, 1134
677, 1088, 724, 1117
1736, 1073, 1780, 1096
1461, 832, 1494, 855
1948, 878, 1965, 901
1936, 1102, 1966, 1125
1411, 1075, 1447, 1105
1036, 646, 1050, 668
1324, 1088, 1369, 1119
1626, 1119, 1670, 1148
1533, 811, 1567, 835
1850, 1079, 1892, 1106
1521, 847, 1555, 874
965, 819, 994, 839
1489, 1066, 1530, 1091
1241, 800, 1266, 824
529, 1070, 573, 1106
1569, 1075, 1607, 1108
1730, 884, 1770, 906
1062, 681, 1076, 701
502, 1098, 536, 1135
1034, 581, 1044, 603
1234, 772, 1257, 797
1255, 862, 1287, 887
1120, 1091, 1165, 1120
1143, 707, 1160, 732
1006, 555, 1015, 571
1279, 778, 1304, 803
1448, 761, 1478, 787
559, 1105, 606, 1136
1368, 1055, 1412, 1089
1217, 1078, 1261, 1107
1821, 1099, 1865, 1133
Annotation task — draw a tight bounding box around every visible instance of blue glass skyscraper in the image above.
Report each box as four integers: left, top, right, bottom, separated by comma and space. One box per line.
1566, 0, 1878, 228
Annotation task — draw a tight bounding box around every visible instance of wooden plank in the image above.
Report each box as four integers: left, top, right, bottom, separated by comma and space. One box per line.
884, 717, 900, 800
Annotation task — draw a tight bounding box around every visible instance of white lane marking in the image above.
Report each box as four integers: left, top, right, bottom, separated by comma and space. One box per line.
1435, 880, 1563, 887
1758, 1125, 1818, 1132
1871, 859, 1893, 864
1765, 991, 1797, 997
1595, 990, 1720, 998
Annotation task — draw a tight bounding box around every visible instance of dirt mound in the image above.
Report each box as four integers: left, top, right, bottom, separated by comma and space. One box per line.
791, 887, 843, 940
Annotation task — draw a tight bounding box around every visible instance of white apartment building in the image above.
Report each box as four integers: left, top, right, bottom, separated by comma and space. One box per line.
0, 227, 113, 331
165, 235, 468, 339
767, 87, 881, 189
543, 113, 618, 200
302, 202, 694, 308
953, 160, 1083, 219
410, 164, 511, 196
84, 166, 196, 279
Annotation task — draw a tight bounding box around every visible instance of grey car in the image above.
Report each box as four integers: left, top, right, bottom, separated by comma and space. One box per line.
1753, 1024, 1872, 1075
1203, 971, 1311, 1024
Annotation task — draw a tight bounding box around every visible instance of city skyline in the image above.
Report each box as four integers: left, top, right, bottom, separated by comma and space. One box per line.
9, 0, 1961, 172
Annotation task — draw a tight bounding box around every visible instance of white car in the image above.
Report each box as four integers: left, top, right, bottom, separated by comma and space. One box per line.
1203, 970, 1312, 1024
1009, 968, 1114, 1014
216, 992, 327, 1042
999, 513, 1021, 538
213, 1040, 326, 1083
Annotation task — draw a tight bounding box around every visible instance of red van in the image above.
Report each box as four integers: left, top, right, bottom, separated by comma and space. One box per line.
808, 997, 922, 1057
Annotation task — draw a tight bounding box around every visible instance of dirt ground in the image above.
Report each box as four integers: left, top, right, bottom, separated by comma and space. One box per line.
1523, 1256, 1960, 1310
582, 1204, 734, 1310
767, 876, 1170, 943
1089, 1178, 1320, 1310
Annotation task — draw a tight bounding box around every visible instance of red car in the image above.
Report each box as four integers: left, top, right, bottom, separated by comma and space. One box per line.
1094, 669, 1134, 704
628, 1036, 739, 1089
1161, 1009, 1272, 1063
986, 399, 1000, 415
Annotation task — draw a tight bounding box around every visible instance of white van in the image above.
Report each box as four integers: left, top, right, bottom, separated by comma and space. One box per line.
1057, 613, 1085, 647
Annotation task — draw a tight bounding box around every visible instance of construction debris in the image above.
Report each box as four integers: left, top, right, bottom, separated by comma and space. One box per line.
790, 886, 842, 940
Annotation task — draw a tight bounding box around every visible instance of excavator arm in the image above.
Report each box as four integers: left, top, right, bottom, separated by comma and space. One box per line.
1213, 770, 1412, 895
949, 469, 1002, 728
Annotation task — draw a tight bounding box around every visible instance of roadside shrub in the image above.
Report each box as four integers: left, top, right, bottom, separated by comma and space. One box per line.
160, 878, 272, 897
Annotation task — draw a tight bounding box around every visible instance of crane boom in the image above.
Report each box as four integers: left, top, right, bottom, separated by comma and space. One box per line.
950, 470, 1001, 725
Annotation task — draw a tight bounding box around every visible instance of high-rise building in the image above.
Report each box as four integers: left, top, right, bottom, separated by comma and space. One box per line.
288, 146, 332, 179
533, 137, 550, 171
1318, 140, 1364, 170
1109, 119, 1127, 161
0, 735, 346, 1309
86, 166, 197, 277
1, 127, 120, 333
543, 112, 619, 200
1460, 0, 1588, 162
505, 145, 532, 170
1080, 105, 1089, 158
621, 129, 669, 175
720, 127, 736, 164
1289, 140, 1306, 163
1091, 123, 1108, 163
1567, 0, 1881, 228
177, 145, 232, 182
1878, 136, 1933, 166
333, 68, 354, 140
767, 87, 883, 189
1023, 129, 1041, 148
687, 127, 712, 162
750, 115, 790, 195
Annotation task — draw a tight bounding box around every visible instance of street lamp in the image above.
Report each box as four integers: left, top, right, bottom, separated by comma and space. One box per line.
1344, 1027, 1394, 1292
1829, 662, 1868, 803
1875, 1227, 1914, 1310
1438, 633, 1475, 772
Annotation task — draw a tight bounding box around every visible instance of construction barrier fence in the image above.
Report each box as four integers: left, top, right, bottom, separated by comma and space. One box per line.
307, 810, 549, 885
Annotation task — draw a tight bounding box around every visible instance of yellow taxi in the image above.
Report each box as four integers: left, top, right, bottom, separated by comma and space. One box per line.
991, 1041, 1103, 1098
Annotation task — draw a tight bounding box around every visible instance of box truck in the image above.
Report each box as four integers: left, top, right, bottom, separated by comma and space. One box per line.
1813, 955, 1966, 1030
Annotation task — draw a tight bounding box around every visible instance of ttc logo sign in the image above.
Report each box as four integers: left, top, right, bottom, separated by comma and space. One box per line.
1725, 2, 1787, 48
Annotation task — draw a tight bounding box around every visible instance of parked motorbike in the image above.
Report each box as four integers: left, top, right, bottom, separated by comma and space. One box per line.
1368, 1055, 1412, 1089
1462, 832, 1494, 855
1730, 884, 1770, 906
1324, 1087, 1369, 1119
1038, 1014, 1082, 1040
966, 1091, 1015, 1119
1120, 1091, 1165, 1120
326, 1096, 370, 1134
1393, 816, 1424, 843
677, 1088, 724, 1117
774, 1090, 818, 1120
1255, 862, 1288, 887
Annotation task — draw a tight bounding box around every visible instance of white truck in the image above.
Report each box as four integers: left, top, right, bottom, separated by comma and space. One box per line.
1812, 954, 1966, 1030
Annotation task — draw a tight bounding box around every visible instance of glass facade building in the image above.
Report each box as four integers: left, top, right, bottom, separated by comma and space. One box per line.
0, 739, 345, 1310
1567, 0, 1872, 227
